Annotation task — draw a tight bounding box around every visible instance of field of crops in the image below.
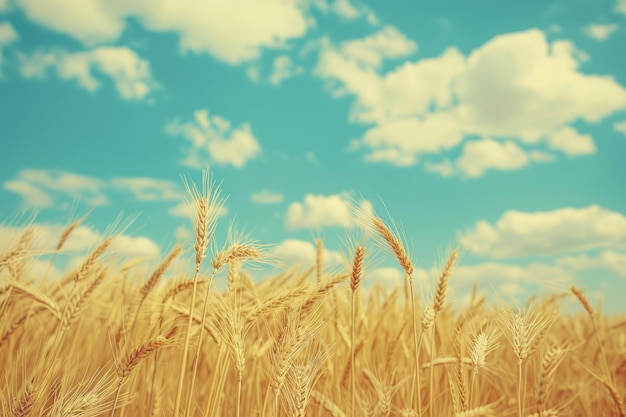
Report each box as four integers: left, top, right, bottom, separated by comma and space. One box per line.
1, 179, 624, 417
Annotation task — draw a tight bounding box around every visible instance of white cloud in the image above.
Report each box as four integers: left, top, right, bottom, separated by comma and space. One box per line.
285, 194, 373, 230
547, 126, 596, 156
455, 31, 622, 142
268, 55, 304, 86
616, 0, 626, 14
316, 28, 626, 171
317, 44, 465, 124
313, 0, 379, 24
556, 250, 626, 278
3, 169, 107, 208
19, 169, 104, 193
251, 190, 284, 204
458, 205, 626, 259
363, 147, 417, 166
3, 180, 55, 208
19, 46, 157, 100
17, 0, 125, 45
0, 21, 18, 45
425, 139, 555, 178
111, 177, 182, 201
546, 24, 562, 34
270, 239, 343, 267
135, 0, 309, 64
455, 138, 534, 178
340, 26, 417, 68
583, 23, 619, 41
0, 21, 18, 72
614, 120, 626, 135
167, 109, 261, 168
357, 112, 465, 161
332, 0, 360, 19
3, 169, 190, 210
424, 159, 455, 177
15, 0, 310, 65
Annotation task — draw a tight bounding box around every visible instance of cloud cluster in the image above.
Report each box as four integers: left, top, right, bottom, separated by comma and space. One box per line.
166, 109, 261, 169
270, 238, 343, 268
583, 23, 619, 41
18, 46, 157, 100
316, 28, 626, 176
312, 0, 378, 24
0, 21, 18, 73
285, 193, 373, 230
11, 0, 327, 65
251, 190, 284, 205
458, 205, 626, 259
3, 169, 191, 213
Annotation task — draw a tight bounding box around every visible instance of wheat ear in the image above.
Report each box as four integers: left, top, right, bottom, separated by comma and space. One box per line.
111, 327, 177, 417
429, 248, 458, 417
350, 246, 365, 417
571, 286, 611, 382
174, 170, 223, 417
370, 217, 420, 413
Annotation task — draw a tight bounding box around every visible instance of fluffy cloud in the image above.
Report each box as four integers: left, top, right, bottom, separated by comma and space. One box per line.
556, 250, 626, 278
458, 205, 626, 259
3, 169, 107, 208
0, 21, 17, 45
317, 44, 465, 124
16, 0, 125, 45
424, 138, 554, 178
3, 179, 55, 208
285, 194, 373, 230
0, 21, 18, 71
19, 46, 157, 100
268, 55, 304, 86
167, 109, 261, 169
616, 0, 626, 14
455, 138, 552, 178
251, 190, 284, 204
3, 169, 191, 210
354, 112, 465, 165
583, 23, 619, 41
546, 126, 596, 156
340, 26, 417, 69
312, 0, 378, 24
15, 0, 310, 65
454, 31, 624, 141
270, 239, 343, 268
111, 177, 182, 201
316, 28, 626, 175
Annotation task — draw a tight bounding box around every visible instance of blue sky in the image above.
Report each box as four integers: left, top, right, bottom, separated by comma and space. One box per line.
1, 0, 626, 312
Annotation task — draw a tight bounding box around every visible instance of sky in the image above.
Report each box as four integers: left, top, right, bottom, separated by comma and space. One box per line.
1, 0, 626, 313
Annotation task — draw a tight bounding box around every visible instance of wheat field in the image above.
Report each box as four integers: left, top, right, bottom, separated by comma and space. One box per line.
1, 176, 625, 417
